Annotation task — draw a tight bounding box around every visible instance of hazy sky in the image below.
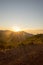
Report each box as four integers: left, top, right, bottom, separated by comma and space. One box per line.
0, 0, 43, 30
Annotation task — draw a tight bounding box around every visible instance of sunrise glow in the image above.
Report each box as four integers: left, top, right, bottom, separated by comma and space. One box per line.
12, 26, 21, 32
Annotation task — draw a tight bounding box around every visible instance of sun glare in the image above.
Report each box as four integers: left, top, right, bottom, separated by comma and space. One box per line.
12, 26, 21, 32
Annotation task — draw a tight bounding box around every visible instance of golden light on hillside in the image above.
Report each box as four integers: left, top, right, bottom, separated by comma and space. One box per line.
12, 26, 21, 32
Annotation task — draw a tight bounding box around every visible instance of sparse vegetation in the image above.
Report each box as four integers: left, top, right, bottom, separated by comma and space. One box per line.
0, 30, 43, 65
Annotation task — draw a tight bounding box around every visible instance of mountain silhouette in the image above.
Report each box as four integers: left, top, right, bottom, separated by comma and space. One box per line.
0, 30, 33, 48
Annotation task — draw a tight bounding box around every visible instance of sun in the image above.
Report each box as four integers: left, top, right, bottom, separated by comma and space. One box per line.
12, 26, 21, 32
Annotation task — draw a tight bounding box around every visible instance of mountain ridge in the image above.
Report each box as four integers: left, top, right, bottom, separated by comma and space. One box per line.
0, 30, 43, 49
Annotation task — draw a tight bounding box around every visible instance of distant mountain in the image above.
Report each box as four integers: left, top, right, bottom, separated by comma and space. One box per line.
0, 30, 33, 40
0, 30, 33, 49
0, 30, 43, 49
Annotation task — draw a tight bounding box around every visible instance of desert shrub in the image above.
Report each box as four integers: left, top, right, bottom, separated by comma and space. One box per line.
29, 42, 34, 45
6, 45, 14, 49
0, 44, 5, 49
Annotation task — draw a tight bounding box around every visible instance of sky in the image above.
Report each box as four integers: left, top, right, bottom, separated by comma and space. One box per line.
0, 0, 43, 30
